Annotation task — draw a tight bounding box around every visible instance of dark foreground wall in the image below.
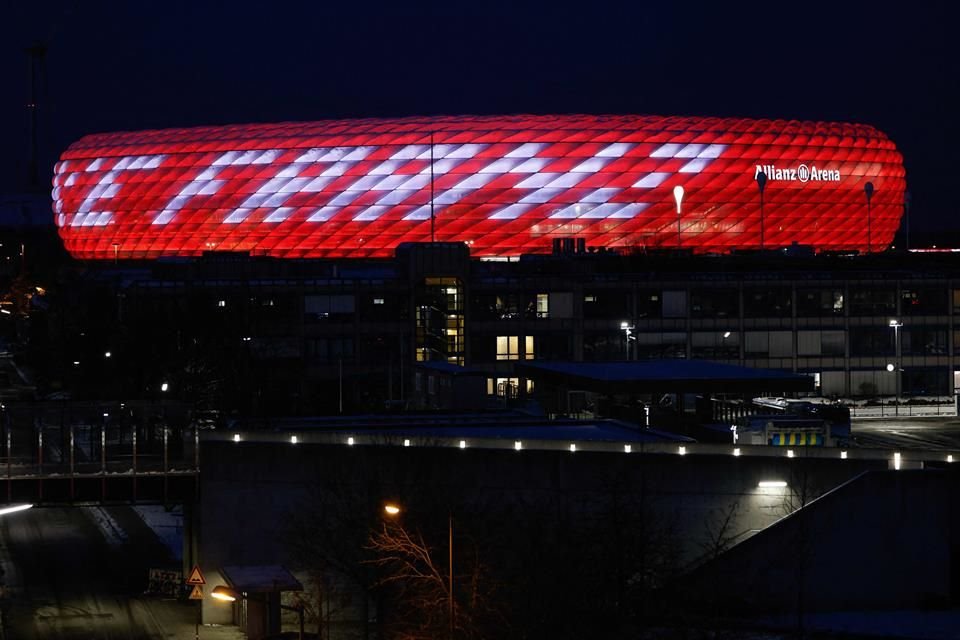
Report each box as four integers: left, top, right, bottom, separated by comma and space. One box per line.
682, 468, 959, 614
196, 440, 887, 635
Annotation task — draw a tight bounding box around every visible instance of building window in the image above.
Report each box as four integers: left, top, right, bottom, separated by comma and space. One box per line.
373, 297, 385, 305
797, 330, 846, 357
691, 288, 738, 318
849, 288, 896, 316
217, 300, 226, 308
744, 287, 792, 318
305, 294, 355, 320
536, 293, 549, 318
901, 288, 947, 315
487, 377, 520, 397
797, 288, 844, 317
496, 336, 534, 360
661, 290, 687, 318
902, 327, 947, 355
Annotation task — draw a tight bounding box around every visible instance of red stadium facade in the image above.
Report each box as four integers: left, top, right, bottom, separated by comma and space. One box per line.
52, 115, 905, 260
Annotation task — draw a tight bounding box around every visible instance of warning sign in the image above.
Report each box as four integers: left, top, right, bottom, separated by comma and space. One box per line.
186, 565, 206, 585
188, 585, 204, 600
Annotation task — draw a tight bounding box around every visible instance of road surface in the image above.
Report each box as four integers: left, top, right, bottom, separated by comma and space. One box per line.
852, 416, 960, 452
0, 505, 206, 640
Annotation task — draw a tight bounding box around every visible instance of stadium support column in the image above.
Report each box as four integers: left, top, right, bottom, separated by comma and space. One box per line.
756, 170, 768, 251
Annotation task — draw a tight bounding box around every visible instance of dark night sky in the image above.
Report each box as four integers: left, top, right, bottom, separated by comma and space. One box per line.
1, 1, 956, 231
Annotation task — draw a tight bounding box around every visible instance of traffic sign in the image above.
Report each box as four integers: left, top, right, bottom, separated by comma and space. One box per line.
188, 585, 204, 600
186, 565, 206, 585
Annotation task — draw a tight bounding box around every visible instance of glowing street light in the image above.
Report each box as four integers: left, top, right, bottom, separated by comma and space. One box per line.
673, 185, 685, 248
211, 585, 239, 602
889, 319, 902, 415
384, 502, 455, 639
620, 321, 634, 360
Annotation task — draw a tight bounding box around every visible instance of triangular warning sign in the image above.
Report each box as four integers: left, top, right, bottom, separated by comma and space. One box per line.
186, 565, 206, 585
189, 584, 204, 600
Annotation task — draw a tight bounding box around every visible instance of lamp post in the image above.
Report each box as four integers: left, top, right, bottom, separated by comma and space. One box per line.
620, 321, 634, 361
864, 181, 875, 253
756, 170, 767, 251
889, 319, 902, 415
212, 585, 304, 640
673, 185, 685, 249
384, 503, 454, 640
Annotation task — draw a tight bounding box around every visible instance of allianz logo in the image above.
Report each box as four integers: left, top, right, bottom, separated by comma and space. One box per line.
754, 164, 841, 183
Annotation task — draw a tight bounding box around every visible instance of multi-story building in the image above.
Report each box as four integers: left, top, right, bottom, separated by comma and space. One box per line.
44, 243, 959, 416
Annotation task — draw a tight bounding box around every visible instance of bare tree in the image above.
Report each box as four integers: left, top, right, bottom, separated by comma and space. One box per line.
364, 518, 500, 640
698, 500, 743, 563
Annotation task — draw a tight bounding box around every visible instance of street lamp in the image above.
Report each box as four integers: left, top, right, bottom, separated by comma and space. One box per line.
620, 321, 634, 360
864, 181, 875, 253
673, 185, 685, 248
384, 502, 454, 639
756, 170, 768, 251
211, 585, 304, 640
889, 319, 902, 415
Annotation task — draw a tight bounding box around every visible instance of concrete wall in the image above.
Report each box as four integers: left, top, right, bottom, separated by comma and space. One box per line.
196, 440, 887, 626
683, 468, 958, 613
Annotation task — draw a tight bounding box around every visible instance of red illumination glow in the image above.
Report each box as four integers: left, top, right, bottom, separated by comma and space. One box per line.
52, 115, 905, 260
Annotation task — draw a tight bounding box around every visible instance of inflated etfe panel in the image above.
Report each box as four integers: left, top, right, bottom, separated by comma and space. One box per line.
53, 115, 905, 259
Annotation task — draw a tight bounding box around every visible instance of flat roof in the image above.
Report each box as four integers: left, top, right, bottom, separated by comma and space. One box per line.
225, 412, 691, 444
516, 360, 814, 394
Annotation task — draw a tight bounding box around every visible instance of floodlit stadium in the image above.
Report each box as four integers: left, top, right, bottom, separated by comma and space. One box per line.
52, 115, 905, 259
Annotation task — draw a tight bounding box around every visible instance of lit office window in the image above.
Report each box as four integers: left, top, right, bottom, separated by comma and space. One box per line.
496, 336, 534, 360
536, 293, 549, 318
